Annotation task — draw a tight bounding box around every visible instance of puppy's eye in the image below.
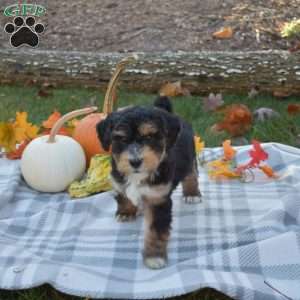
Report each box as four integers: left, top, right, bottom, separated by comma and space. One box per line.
113, 135, 127, 143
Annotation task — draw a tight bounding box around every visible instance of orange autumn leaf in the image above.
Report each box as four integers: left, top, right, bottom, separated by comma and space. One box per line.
42, 110, 61, 129
213, 27, 233, 39
159, 81, 190, 97
259, 165, 277, 178
223, 140, 236, 160
42, 110, 72, 136
6, 140, 30, 160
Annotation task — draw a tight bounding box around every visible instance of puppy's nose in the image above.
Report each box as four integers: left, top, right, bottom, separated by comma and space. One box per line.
129, 158, 142, 169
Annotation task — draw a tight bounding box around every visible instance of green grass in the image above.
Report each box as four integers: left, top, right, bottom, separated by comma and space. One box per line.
0, 84, 299, 147
0, 84, 299, 300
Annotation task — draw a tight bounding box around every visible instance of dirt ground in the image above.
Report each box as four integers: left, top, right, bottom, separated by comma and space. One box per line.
0, 0, 299, 52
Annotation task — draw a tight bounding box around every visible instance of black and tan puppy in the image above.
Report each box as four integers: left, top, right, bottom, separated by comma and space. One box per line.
97, 96, 201, 269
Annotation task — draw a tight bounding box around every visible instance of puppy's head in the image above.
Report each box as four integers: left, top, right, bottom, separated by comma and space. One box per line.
96, 106, 180, 176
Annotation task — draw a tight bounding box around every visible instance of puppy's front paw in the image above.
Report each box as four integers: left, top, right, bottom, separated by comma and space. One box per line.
183, 195, 202, 204
144, 256, 167, 269
115, 212, 137, 222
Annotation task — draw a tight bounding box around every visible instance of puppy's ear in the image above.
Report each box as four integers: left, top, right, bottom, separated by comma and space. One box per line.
162, 112, 181, 149
96, 113, 117, 151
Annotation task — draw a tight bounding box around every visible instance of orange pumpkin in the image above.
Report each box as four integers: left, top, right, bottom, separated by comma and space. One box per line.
73, 113, 107, 162
73, 56, 137, 164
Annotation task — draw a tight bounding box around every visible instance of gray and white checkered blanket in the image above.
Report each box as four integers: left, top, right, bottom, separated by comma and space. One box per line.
0, 143, 299, 300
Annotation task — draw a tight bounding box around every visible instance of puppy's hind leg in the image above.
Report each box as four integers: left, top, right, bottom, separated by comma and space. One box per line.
115, 193, 138, 222
182, 160, 202, 204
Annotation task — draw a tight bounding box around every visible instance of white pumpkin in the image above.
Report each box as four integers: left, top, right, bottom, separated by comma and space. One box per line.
21, 107, 97, 193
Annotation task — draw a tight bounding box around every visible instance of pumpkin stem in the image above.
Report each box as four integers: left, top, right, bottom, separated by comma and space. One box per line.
103, 55, 138, 114
48, 107, 98, 143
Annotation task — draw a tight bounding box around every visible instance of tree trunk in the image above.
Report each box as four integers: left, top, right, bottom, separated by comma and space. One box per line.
0, 49, 299, 95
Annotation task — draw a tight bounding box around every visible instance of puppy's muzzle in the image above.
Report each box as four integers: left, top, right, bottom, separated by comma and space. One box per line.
128, 143, 143, 170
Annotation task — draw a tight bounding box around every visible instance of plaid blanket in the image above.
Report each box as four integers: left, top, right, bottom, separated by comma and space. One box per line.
0, 143, 299, 300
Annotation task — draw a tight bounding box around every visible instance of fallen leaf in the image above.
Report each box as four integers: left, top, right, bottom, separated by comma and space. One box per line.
42, 111, 67, 135
0, 112, 39, 152
42, 111, 74, 136
14, 112, 39, 140
273, 90, 291, 99
216, 104, 252, 137
223, 140, 236, 160
249, 140, 268, 165
42, 81, 56, 89
203, 93, 224, 112
42, 110, 61, 129
0, 122, 17, 152
213, 27, 233, 39
159, 81, 190, 97
287, 104, 300, 115
6, 140, 30, 160
259, 165, 277, 178
194, 136, 205, 154
38, 88, 53, 98
237, 140, 268, 172
208, 159, 240, 179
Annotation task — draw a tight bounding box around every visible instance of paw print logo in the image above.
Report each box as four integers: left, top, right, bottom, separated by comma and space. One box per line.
4, 16, 45, 48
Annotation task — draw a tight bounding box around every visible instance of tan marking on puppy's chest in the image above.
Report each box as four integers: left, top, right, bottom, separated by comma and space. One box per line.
111, 173, 171, 207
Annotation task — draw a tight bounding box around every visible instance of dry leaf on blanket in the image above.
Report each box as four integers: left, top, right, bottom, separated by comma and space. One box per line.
208, 160, 240, 179
223, 140, 236, 161
194, 136, 205, 154
259, 165, 277, 178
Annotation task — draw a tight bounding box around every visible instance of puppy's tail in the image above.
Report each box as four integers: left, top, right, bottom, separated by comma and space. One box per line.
154, 96, 173, 113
